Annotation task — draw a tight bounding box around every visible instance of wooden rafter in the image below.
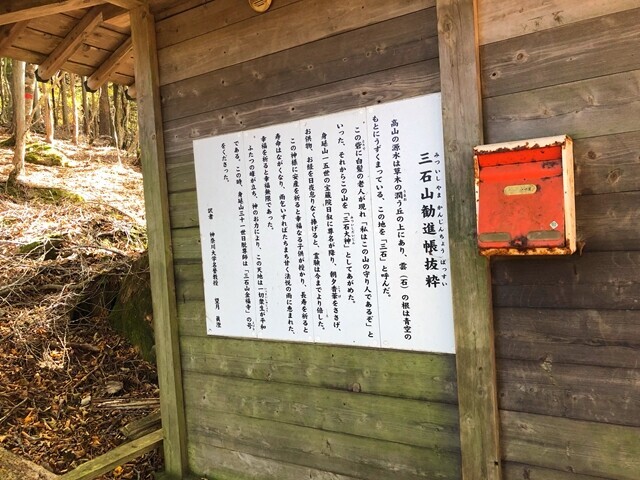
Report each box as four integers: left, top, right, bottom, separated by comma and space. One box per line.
36, 6, 105, 82
0, 0, 107, 26
106, 0, 146, 9
0, 20, 30, 56
85, 36, 133, 91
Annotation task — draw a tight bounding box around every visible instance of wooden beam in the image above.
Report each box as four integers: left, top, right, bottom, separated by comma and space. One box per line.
0, 20, 29, 55
106, 0, 146, 9
437, 1, 501, 480
130, 5, 188, 478
84, 35, 132, 91
36, 6, 104, 82
59, 429, 163, 480
0, 0, 107, 26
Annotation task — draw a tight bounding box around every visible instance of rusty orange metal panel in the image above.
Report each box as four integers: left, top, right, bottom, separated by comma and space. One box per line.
474, 135, 576, 256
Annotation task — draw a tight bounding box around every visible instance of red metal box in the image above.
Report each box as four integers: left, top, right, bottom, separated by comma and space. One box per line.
473, 135, 575, 256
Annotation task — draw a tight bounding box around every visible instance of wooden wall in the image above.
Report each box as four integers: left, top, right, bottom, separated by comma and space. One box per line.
156, 1, 462, 478
478, 1, 640, 479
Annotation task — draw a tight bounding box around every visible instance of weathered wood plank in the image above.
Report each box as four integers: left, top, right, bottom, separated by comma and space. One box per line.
483, 69, 640, 144
574, 131, 640, 195
0, 0, 105, 26
477, 0, 639, 45
160, 9, 438, 122
163, 60, 440, 156
576, 191, 640, 252
166, 159, 195, 193
495, 308, 640, 369
179, 335, 459, 404
183, 371, 460, 451
188, 443, 362, 480
172, 227, 201, 262
503, 462, 609, 480
500, 410, 640, 479
0, 21, 30, 55
85, 36, 132, 91
158, 0, 435, 86
480, 8, 640, 98
186, 412, 461, 480
60, 429, 163, 480
494, 284, 640, 310
491, 252, 640, 286
169, 189, 640, 252
165, 129, 640, 196
437, 2, 500, 479
156, 0, 300, 49
28, 12, 127, 50
130, 6, 187, 476
498, 359, 640, 427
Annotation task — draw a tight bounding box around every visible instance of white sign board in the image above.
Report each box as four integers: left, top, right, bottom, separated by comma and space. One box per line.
194, 93, 455, 353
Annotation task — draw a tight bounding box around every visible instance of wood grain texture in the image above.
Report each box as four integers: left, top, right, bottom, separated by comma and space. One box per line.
130, 6, 187, 476
0, 0, 105, 26
483, 69, 640, 144
157, 0, 435, 85
188, 443, 362, 480
498, 359, 640, 427
480, 8, 640, 98
163, 60, 440, 156
168, 189, 640, 251
183, 371, 461, 451
180, 335, 458, 404
60, 429, 163, 480
500, 410, 640, 479
503, 462, 609, 480
574, 131, 640, 195
155, 0, 300, 49
160, 9, 438, 122
495, 308, 640, 369
437, 2, 501, 478
186, 412, 461, 480
477, 0, 639, 45
491, 252, 640, 286
166, 129, 640, 196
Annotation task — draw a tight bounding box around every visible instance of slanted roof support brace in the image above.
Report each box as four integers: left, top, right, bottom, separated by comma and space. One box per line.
36, 6, 105, 82
84, 36, 132, 91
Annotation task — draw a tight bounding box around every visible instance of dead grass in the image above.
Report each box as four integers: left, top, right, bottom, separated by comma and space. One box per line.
0, 132, 162, 478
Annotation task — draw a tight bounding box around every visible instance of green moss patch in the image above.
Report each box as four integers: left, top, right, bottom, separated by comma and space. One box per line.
25, 142, 69, 167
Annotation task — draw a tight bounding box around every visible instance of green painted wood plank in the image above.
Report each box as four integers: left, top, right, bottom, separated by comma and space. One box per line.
437, 1, 500, 478
186, 412, 460, 480
130, 7, 187, 476
182, 371, 461, 451
60, 429, 163, 480
188, 443, 363, 480
503, 461, 609, 480
501, 410, 640, 479
179, 335, 458, 404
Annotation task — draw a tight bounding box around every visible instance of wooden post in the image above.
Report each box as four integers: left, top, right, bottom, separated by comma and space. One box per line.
436, 1, 501, 479
130, 5, 188, 478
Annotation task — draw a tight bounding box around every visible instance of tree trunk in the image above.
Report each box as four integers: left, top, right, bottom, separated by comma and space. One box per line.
51, 75, 58, 129
9, 60, 26, 183
81, 76, 89, 136
24, 63, 36, 123
60, 72, 69, 133
70, 73, 79, 144
42, 81, 54, 144
99, 83, 111, 138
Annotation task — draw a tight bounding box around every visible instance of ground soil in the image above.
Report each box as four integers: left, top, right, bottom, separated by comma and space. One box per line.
0, 132, 163, 479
